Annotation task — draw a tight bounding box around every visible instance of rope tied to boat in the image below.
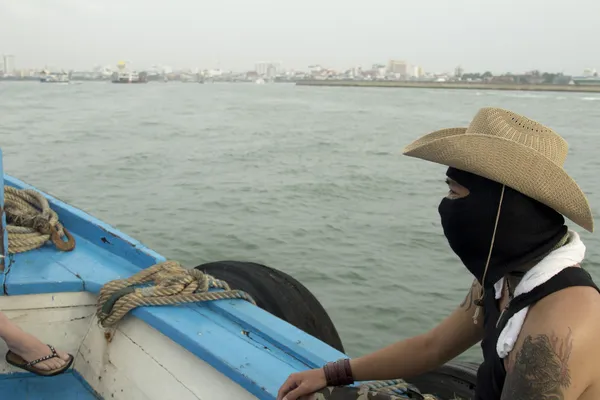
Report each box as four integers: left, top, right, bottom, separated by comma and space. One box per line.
361, 380, 439, 400
96, 261, 256, 327
4, 186, 75, 254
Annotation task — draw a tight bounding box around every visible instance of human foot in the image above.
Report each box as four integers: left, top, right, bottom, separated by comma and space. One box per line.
6, 331, 71, 371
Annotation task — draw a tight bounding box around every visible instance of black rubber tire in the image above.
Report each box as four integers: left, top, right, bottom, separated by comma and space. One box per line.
405, 361, 479, 400
194, 260, 346, 353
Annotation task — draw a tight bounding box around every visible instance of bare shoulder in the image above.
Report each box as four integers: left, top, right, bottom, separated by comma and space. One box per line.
529, 283, 600, 326
501, 285, 600, 400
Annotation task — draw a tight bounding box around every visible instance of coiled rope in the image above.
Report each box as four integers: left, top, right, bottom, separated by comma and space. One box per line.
96, 261, 256, 327
4, 186, 75, 254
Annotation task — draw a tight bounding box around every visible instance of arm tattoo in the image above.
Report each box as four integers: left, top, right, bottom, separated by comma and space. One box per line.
501, 328, 573, 400
460, 280, 477, 311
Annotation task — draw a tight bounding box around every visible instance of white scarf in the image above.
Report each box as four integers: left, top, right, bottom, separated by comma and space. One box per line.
494, 230, 586, 359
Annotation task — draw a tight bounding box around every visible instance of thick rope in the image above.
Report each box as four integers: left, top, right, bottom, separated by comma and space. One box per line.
96, 261, 256, 327
4, 186, 75, 254
361, 380, 439, 399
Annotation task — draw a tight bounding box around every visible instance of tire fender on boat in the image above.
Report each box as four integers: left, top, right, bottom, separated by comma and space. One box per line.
194, 260, 345, 353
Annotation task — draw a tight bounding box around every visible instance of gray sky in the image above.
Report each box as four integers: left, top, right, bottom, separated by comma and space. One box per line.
1, 0, 597, 74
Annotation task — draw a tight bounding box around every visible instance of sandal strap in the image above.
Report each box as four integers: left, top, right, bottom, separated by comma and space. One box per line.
25, 344, 58, 367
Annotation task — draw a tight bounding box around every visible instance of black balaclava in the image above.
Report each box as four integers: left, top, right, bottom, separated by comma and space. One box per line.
438, 167, 568, 288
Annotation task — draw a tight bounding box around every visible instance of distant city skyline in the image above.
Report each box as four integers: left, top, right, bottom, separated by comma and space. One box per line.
0, 53, 595, 77
1, 46, 597, 78
1, 0, 599, 75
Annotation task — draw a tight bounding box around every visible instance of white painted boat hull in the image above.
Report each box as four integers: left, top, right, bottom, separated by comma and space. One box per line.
0, 292, 258, 400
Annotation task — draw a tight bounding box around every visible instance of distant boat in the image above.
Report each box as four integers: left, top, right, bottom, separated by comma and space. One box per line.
111, 71, 148, 84
180, 73, 204, 84
572, 68, 600, 86
40, 71, 70, 84
111, 61, 148, 84
572, 76, 600, 86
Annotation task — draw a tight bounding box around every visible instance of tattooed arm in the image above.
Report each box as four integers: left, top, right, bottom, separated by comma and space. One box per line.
501, 329, 575, 400
501, 290, 600, 400
426, 278, 485, 363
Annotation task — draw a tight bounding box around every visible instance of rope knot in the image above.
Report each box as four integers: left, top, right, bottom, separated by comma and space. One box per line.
96, 261, 256, 327
32, 213, 60, 236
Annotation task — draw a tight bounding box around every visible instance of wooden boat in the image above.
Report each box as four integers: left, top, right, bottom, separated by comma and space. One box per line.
0, 149, 478, 400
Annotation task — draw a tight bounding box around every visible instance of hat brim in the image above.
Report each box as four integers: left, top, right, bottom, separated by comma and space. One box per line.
402, 128, 594, 232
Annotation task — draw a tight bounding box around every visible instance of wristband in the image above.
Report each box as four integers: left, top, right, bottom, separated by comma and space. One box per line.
323, 358, 354, 386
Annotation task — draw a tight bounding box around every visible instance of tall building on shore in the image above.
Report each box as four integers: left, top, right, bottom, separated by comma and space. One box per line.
2, 55, 15, 75
255, 61, 282, 77
387, 60, 424, 78
387, 60, 409, 76
413, 65, 423, 78
454, 65, 464, 78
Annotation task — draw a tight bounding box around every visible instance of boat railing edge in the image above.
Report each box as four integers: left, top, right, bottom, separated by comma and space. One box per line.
3, 174, 165, 268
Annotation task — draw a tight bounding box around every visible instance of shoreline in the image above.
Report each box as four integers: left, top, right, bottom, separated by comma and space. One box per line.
295, 80, 600, 93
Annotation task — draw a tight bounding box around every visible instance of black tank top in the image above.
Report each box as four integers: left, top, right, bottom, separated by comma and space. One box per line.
473, 267, 600, 399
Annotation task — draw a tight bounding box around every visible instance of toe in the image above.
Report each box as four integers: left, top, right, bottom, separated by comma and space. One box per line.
57, 350, 71, 362
36, 357, 66, 371
48, 358, 66, 369
32, 361, 51, 371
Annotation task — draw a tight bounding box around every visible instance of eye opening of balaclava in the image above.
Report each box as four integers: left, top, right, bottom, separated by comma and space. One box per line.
438, 167, 568, 309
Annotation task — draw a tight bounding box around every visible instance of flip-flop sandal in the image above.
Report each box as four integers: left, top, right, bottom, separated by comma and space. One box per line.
5, 344, 74, 377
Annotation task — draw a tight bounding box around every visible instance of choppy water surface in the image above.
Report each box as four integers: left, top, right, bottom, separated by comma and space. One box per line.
1, 82, 599, 362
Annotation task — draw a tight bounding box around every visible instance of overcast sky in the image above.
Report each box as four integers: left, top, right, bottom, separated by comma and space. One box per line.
1, 0, 598, 74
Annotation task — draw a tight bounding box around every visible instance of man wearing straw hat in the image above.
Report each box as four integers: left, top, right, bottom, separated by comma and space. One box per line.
278, 107, 600, 400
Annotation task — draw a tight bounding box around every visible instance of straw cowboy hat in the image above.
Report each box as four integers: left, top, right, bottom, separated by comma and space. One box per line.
402, 107, 594, 233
